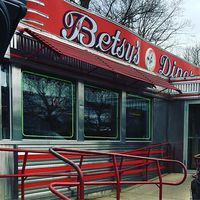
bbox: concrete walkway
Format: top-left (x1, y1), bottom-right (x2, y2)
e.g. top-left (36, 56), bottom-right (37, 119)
top-left (88, 173), bottom-right (193, 200)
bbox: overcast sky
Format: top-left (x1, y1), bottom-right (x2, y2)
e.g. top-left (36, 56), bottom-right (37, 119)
top-left (181, 0), bottom-right (200, 46)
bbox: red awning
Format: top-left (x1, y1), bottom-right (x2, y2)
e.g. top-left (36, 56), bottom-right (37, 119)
top-left (22, 28), bottom-right (179, 92)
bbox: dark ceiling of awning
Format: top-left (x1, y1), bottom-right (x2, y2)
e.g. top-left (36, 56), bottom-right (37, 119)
top-left (22, 28), bottom-right (180, 93)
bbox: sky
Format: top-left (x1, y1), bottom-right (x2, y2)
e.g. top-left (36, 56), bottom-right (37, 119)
top-left (180, 0), bottom-right (200, 47)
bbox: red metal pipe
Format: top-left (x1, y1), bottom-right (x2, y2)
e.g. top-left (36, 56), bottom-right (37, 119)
top-left (156, 160), bottom-right (163, 200)
top-left (145, 148), bottom-right (151, 181)
top-left (49, 182), bottom-right (75, 200)
top-left (0, 143), bottom-right (187, 200)
top-left (48, 147), bottom-right (187, 200)
top-left (49, 147), bottom-right (85, 200)
top-left (122, 142), bottom-right (171, 155)
top-left (21, 152), bottom-right (28, 200)
top-left (112, 155), bottom-right (121, 200)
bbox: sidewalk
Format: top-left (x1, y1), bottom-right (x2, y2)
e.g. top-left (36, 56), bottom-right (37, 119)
top-left (88, 173), bottom-right (193, 200)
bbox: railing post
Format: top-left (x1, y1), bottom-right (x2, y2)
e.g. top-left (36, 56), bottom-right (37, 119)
top-left (21, 152), bottom-right (28, 200)
top-left (145, 148), bottom-right (151, 181)
top-left (49, 148), bottom-right (85, 200)
top-left (156, 160), bottom-right (163, 200)
top-left (112, 155), bottom-right (121, 200)
top-left (119, 157), bottom-right (124, 182)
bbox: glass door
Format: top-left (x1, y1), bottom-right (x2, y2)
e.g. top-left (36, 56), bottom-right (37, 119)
top-left (187, 104), bottom-right (200, 169)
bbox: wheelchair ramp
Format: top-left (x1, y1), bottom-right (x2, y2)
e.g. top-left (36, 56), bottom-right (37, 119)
top-left (0, 144), bottom-right (187, 200)
top-left (89, 173), bottom-right (193, 200)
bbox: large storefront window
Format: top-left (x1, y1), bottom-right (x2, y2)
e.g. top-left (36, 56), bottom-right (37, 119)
top-left (84, 86), bottom-right (119, 139)
top-left (126, 94), bottom-right (151, 140)
top-left (22, 72), bottom-right (74, 139)
top-left (1, 65), bottom-right (10, 139)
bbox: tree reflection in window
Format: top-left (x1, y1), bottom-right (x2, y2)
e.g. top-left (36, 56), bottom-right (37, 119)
top-left (23, 72), bottom-right (74, 139)
top-left (84, 86), bottom-right (119, 139)
top-left (126, 94), bottom-right (151, 140)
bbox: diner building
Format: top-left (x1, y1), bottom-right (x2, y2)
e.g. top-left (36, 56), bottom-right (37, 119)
top-left (0, 0), bottom-right (200, 199)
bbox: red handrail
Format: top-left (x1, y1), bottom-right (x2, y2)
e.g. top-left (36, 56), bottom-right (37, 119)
top-left (49, 147), bottom-right (187, 200)
top-left (0, 143), bottom-right (187, 200)
top-left (122, 142), bottom-right (171, 154)
top-left (0, 147), bottom-right (49, 200)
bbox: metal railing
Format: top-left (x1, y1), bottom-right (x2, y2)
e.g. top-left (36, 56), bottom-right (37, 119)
top-left (49, 147), bottom-right (187, 200)
top-left (173, 81), bottom-right (200, 94)
top-left (169, 78), bottom-right (200, 95)
top-left (0, 144), bottom-right (187, 200)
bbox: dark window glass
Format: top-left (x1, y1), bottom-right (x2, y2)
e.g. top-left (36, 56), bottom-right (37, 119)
top-left (126, 94), bottom-right (151, 140)
top-left (1, 65), bottom-right (10, 139)
top-left (188, 104), bottom-right (200, 169)
top-left (22, 72), bottom-right (74, 139)
top-left (84, 86), bottom-right (119, 139)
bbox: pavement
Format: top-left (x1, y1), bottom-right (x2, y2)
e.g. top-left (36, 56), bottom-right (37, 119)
top-left (87, 173), bottom-right (193, 200)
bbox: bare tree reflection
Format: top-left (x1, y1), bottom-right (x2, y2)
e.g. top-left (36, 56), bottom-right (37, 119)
top-left (84, 86), bottom-right (118, 139)
top-left (23, 73), bottom-right (73, 138)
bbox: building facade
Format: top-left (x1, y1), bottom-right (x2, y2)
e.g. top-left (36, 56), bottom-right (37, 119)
top-left (0, 0), bottom-right (200, 199)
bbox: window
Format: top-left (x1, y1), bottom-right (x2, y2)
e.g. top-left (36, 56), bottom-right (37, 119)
top-left (84, 85), bottom-right (119, 139)
top-left (1, 64), bottom-right (10, 139)
top-left (126, 94), bottom-right (151, 140)
top-left (22, 72), bottom-right (74, 139)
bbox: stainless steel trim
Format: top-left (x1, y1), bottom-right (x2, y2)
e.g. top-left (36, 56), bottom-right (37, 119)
top-left (0, 144), bottom-right (18, 199)
top-left (120, 91), bottom-right (126, 143)
top-left (183, 101), bottom-right (188, 167)
top-left (76, 82), bottom-right (84, 141)
top-left (9, 65), bottom-right (12, 139)
top-left (27, 9), bottom-right (49, 19)
top-left (183, 100), bottom-right (200, 168)
top-left (0, 65), bottom-right (2, 139)
top-left (12, 66), bottom-right (22, 140)
top-left (27, 0), bottom-right (45, 6)
top-left (22, 18), bottom-right (44, 26)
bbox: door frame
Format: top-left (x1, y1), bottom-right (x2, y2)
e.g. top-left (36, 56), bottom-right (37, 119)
top-left (183, 100), bottom-right (200, 170)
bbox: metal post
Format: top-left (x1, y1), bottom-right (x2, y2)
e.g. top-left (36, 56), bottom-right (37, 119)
top-left (113, 155), bottom-right (121, 200)
top-left (156, 160), bottom-right (163, 200)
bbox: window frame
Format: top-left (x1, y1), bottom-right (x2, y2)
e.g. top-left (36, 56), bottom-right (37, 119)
top-left (22, 71), bottom-right (75, 139)
top-left (126, 94), bottom-right (152, 141)
top-left (84, 84), bottom-right (119, 140)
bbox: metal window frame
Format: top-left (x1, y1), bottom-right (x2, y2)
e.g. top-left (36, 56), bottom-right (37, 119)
top-left (183, 100), bottom-right (200, 170)
top-left (76, 81), bottom-right (84, 141)
top-left (83, 84), bottom-right (120, 140)
top-left (0, 64), bottom-right (2, 139)
top-left (125, 93), bottom-right (152, 141)
top-left (21, 71), bottom-right (75, 139)
top-left (12, 65), bottom-right (22, 140)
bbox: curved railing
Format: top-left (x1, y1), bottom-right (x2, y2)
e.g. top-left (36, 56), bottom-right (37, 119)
top-left (0, 143), bottom-right (187, 200)
top-left (49, 147), bottom-right (187, 200)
